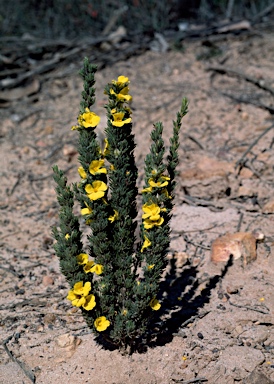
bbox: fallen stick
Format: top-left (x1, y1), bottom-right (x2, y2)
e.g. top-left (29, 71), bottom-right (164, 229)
top-left (2, 335), bottom-right (36, 383)
top-left (207, 66), bottom-right (274, 97)
top-left (221, 92), bottom-right (274, 115)
top-left (235, 123), bottom-right (274, 169)
top-left (229, 300), bottom-right (269, 315)
top-left (172, 377), bottom-right (208, 383)
top-left (0, 47), bottom-right (82, 89)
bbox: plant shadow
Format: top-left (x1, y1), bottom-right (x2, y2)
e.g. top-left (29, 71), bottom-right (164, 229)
top-left (147, 254), bottom-right (233, 349)
top-left (94, 254), bottom-right (233, 354)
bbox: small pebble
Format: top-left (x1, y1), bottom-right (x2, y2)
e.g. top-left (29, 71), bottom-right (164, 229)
top-left (42, 275), bottom-right (54, 286)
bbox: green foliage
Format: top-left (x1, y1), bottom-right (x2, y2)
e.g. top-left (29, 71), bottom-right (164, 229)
top-left (1, 0), bottom-right (272, 39)
top-left (52, 58), bottom-right (188, 353)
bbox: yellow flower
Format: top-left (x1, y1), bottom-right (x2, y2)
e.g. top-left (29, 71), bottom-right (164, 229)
top-left (149, 298), bottom-right (161, 311)
top-left (67, 281), bottom-right (91, 307)
top-left (67, 291), bottom-right (86, 307)
top-left (81, 202), bottom-right (93, 216)
top-left (82, 294), bottom-right (96, 311)
top-left (78, 108), bottom-right (100, 128)
top-left (119, 87), bottom-right (132, 102)
top-left (122, 309), bottom-right (128, 315)
top-left (89, 159), bottom-right (107, 175)
top-left (111, 111), bottom-right (132, 127)
top-left (65, 233), bottom-right (70, 240)
top-left (141, 235), bottom-right (151, 252)
top-left (94, 316), bottom-right (110, 332)
top-left (142, 202), bottom-right (164, 229)
top-left (112, 75), bottom-right (129, 86)
top-left (85, 181), bottom-right (108, 200)
top-left (84, 262), bottom-right (103, 275)
top-left (142, 202), bottom-right (161, 219)
top-left (91, 264), bottom-right (104, 275)
top-left (143, 217), bottom-right (164, 229)
top-left (149, 175), bottom-right (170, 188)
top-left (108, 210), bottom-right (118, 223)
top-left (110, 88), bottom-right (132, 102)
top-left (83, 261), bottom-right (95, 273)
top-left (71, 125), bottom-right (80, 131)
top-left (142, 202), bottom-right (165, 228)
top-left (77, 253), bottom-right (89, 265)
top-left (142, 176), bottom-right (170, 193)
top-left (148, 264), bottom-right (155, 270)
top-left (78, 166), bottom-right (87, 179)
top-left (73, 281), bottom-right (91, 296)
top-left (141, 186), bottom-right (153, 193)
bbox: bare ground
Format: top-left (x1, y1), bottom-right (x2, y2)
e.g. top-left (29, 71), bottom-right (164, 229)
top-left (1, 28), bottom-right (274, 384)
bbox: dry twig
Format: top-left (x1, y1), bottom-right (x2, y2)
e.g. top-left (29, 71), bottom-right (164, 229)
top-left (229, 300), bottom-right (269, 315)
top-left (222, 92), bottom-right (274, 115)
top-left (235, 123), bottom-right (274, 169)
top-left (207, 65), bottom-right (274, 96)
top-left (172, 377), bottom-right (208, 383)
top-left (2, 334), bottom-right (36, 383)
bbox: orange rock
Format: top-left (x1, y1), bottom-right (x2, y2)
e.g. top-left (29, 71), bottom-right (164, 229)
top-left (211, 232), bottom-right (264, 265)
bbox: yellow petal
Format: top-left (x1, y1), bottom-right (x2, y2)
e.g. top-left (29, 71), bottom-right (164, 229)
top-left (90, 264), bottom-right (104, 275)
top-left (67, 290), bottom-right (77, 301)
top-left (77, 253), bottom-right (89, 265)
top-left (117, 75), bottom-right (129, 84)
top-left (72, 296), bottom-right (86, 307)
top-left (78, 166), bottom-right (87, 179)
top-left (83, 261), bottom-right (95, 273)
top-left (81, 206), bottom-right (92, 216)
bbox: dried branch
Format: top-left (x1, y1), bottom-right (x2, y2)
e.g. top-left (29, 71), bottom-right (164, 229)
top-left (221, 92), bottom-right (274, 115)
top-left (2, 335), bottom-right (36, 383)
top-left (207, 66), bottom-right (274, 97)
top-left (235, 123), bottom-right (274, 169)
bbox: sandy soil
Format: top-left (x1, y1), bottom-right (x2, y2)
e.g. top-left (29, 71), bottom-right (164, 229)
top-left (1, 27), bottom-right (274, 384)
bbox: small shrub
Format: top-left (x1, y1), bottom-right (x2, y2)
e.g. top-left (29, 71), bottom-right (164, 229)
top-left (52, 57), bottom-right (188, 353)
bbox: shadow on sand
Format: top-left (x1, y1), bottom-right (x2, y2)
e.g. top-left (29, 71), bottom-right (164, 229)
top-left (147, 255), bottom-right (233, 349)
